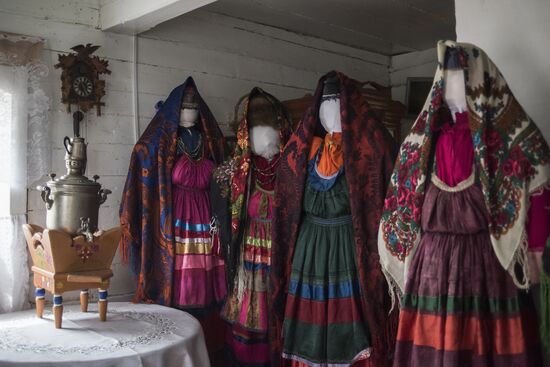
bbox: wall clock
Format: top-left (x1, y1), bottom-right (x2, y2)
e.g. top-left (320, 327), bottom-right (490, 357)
top-left (55, 44), bottom-right (111, 115)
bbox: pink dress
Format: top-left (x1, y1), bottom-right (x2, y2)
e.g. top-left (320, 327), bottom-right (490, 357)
top-left (436, 111), bottom-right (550, 252)
top-left (172, 153), bottom-right (226, 308)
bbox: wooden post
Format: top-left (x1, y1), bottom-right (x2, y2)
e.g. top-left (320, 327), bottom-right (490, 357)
top-left (53, 294), bottom-right (63, 328)
top-left (35, 288), bottom-right (45, 318)
top-left (98, 289), bottom-right (108, 321)
top-left (80, 289), bottom-right (89, 312)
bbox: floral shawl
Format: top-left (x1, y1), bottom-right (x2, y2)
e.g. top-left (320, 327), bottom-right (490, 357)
top-left (270, 71), bottom-right (398, 367)
top-left (119, 77), bottom-right (225, 306)
top-left (378, 41), bottom-right (550, 300)
top-left (227, 87), bottom-right (292, 290)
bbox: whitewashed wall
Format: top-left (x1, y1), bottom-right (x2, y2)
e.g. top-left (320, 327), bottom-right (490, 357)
top-left (0, 0), bottom-right (137, 303)
top-left (455, 0), bottom-right (550, 141)
top-left (137, 9), bottom-right (390, 135)
top-left (390, 47), bottom-right (437, 135)
top-left (0, 1), bottom-right (390, 304)
top-left (456, 3), bottom-right (550, 365)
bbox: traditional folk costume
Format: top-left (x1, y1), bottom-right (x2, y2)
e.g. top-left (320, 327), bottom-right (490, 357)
top-left (120, 77), bottom-right (227, 361)
top-left (378, 41), bottom-right (550, 367)
top-left (221, 88), bottom-right (292, 367)
top-left (270, 72), bottom-right (398, 367)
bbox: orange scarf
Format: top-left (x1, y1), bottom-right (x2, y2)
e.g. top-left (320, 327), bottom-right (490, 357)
top-left (308, 133), bottom-right (343, 177)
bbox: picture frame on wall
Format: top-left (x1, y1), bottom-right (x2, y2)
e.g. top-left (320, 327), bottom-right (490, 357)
top-left (405, 77), bottom-right (433, 117)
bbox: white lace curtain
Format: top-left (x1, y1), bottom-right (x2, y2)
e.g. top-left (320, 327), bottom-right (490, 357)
top-left (0, 32), bottom-right (49, 314)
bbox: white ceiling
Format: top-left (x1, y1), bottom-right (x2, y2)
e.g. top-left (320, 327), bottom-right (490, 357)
top-left (203, 0), bottom-right (455, 56)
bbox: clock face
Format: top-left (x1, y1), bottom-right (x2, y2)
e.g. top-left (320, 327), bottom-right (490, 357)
top-left (72, 76), bottom-right (93, 97)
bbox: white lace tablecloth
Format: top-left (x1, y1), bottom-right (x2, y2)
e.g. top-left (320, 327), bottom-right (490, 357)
top-left (0, 302), bottom-right (210, 367)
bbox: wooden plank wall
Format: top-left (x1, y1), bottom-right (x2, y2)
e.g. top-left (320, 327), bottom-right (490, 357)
top-left (138, 10), bottom-right (390, 135)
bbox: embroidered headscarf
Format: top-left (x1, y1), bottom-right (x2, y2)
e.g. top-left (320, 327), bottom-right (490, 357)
top-left (378, 41), bottom-right (550, 300)
top-left (270, 71), bottom-right (398, 367)
top-left (119, 76), bottom-right (225, 305)
top-left (224, 87), bottom-right (292, 291)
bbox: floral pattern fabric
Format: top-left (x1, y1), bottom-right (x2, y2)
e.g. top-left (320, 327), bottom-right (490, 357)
top-left (378, 41), bottom-right (550, 298)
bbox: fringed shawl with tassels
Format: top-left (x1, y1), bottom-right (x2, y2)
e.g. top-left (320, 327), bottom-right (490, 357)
top-left (270, 71), bottom-right (398, 367)
top-left (378, 41), bottom-right (550, 302)
top-left (119, 77), bottom-right (225, 306)
top-left (225, 87), bottom-right (292, 292)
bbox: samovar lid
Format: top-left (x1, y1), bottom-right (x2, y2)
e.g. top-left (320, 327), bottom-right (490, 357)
top-left (47, 173), bottom-right (102, 188)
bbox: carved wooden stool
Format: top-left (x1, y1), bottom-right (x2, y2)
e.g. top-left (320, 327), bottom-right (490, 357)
top-left (22, 224), bottom-right (120, 328)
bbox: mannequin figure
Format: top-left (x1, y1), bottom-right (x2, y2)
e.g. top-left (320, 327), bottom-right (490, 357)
top-left (273, 72), bottom-right (397, 367)
top-left (222, 88), bottom-right (291, 367)
top-left (171, 87), bottom-right (226, 364)
top-left (120, 77), bottom-right (227, 366)
top-left (379, 42), bottom-right (550, 367)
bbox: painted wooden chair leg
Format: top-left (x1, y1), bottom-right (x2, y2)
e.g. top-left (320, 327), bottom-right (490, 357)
top-left (53, 294), bottom-right (63, 329)
top-left (80, 289), bottom-right (89, 312)
top-left (98, 289), bottom-right (108, 321)
top-left (35, 288), bottom-right (45, 318)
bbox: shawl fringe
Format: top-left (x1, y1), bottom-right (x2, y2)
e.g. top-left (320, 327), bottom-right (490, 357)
top-left (508, 230), bottom-right (530, 289)
top-left (381, 265), bottom-right (403, 313)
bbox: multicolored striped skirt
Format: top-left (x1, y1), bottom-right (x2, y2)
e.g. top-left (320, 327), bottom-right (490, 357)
top-left (223, 186), bottom-right (274, 366)
top-left (393, 179), bottom-right (542, 367)
top-left (171, 157), bottom-right (227, 365)
top-left (283, 175), bottom-right (371, 366)
top-left (172, 154), bottom-right (226, 309)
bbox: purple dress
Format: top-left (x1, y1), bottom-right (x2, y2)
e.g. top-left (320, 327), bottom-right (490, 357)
top-left (393, 112), bottom-right (542, 367)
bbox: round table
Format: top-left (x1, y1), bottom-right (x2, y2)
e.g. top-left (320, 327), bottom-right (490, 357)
top-left (0, 302), bottom-right (210, 367)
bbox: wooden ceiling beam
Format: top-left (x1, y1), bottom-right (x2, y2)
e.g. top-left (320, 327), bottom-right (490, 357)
top-left (100, 0), bottom-right (217, 34)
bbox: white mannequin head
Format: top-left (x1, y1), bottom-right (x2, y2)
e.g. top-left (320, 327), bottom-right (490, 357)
top-left (180, 108), bottom-right (198, 128)
top-left (250, 125), bottom-right (280, 160)
top-left (444, 69), bottom-right (467, 121)
top-left (319, 98), bottom-right (342, 134)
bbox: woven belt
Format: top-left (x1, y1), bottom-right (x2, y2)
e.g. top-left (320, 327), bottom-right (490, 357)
top-left (305, 214), bottom-right (352, 226)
